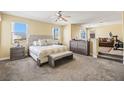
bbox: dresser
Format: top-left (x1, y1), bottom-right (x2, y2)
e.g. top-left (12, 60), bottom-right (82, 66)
top-left (70, 40), bottom-right (90, 55)
top-left (10, 47), bottom-right (25, 61)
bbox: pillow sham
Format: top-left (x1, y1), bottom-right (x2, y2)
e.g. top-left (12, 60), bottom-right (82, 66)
top-left (52, 40), bottom-right (59, 45)
top-left (46, 39), bottom-right (59, 45)
top-left (46, 39), bottom-right (54, 45)
top-left (38, 39), bottom-right (47, 46)
top-left (33, 41), bottom-right (38, 46)
top-left (32, 39), bottom-right (59, 46)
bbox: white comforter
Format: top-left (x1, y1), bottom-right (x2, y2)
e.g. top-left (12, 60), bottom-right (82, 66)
top-left (29, 45), bottom-right (67, 58)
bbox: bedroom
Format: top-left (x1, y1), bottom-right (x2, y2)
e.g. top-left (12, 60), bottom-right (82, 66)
top-left (0, 11), bottom-right (124, 80)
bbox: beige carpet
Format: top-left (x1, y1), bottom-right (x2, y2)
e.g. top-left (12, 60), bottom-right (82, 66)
top-left (109, 48), bottom-right (123, 56)
top-left (99, 47), bottom-right (112, 53)
top-left (99, 47), bottom-right (123, 56)
top-left (0, 54), bottom-right (124, 81)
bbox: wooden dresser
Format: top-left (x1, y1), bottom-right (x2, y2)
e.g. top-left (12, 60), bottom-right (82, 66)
top-left (70, 40), bottom-right (90, 55)
top-left (10, 47), bottom-right (25, 61)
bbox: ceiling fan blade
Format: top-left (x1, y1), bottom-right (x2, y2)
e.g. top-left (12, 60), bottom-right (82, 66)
top-left (63, 15), bottom-right (71, 18)
top-left (50, 11), bottom-right (70, 22)
top-left (60, 16), bottom-right (67, 21)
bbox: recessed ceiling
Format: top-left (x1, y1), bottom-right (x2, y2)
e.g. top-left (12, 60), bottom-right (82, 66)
top-left (2, 11), bottom-right (122, 25)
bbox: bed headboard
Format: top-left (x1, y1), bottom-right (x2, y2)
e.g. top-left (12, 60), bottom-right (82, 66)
top-left (28, 35), bottom-right (53, 46)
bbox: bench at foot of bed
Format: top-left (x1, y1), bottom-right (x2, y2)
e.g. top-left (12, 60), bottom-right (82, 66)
top-left (48, 51), bottom-right (73, 67)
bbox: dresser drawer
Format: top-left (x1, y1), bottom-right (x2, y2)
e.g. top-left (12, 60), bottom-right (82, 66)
top-left (70, 40), bottom-right (89, 56)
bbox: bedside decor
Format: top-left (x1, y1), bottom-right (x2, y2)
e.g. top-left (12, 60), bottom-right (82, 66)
top-left (14, 40), bottom-right (21, 47)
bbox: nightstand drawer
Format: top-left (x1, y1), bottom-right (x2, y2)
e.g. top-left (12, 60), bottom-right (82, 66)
top-left (10, 48), bottom-right (25, 53)
top-left (11, 51), bottom-right (25, 55)
top-left (11, 53), bottom-right (25, 56)
top-left (10, 56), bottom-right (25, 61)
top-left (10, 47), bottom-right (25, 61)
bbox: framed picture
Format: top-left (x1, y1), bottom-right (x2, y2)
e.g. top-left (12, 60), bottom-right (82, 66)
top-left (90, 32), bottom-right (95, 38)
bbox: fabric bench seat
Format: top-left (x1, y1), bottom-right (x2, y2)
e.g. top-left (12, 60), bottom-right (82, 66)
top-left (48, 51), bottom-right (73, 67)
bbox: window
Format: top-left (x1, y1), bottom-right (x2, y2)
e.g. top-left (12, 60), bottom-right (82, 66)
top-left (12, 22), bottom-right (28, 43)
top-left (52, 27), bottom-right (60, 40)
top-left (81, 31), bottom-right (86, 39)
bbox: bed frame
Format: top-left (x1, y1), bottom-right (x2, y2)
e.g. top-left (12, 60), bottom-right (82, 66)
top-left (28, 35), bottom-right (53, 66)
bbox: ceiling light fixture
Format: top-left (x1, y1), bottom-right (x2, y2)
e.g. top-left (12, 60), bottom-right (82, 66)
top-left (50, 11), bottom-right (70, 22)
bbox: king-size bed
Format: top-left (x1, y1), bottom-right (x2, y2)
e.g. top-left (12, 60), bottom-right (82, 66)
top-left (28, 35), bottom-right (69, 66)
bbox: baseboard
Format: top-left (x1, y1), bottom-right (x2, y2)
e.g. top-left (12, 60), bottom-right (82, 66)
top-left (0, 57), bottom-right (10, 61)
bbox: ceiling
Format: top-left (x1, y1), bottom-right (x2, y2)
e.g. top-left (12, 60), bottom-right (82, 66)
top-left (2, 11), bottom-right (122, 25)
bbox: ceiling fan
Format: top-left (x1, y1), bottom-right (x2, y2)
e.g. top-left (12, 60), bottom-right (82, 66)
top-left (51, 11), bottom-right (70, 22)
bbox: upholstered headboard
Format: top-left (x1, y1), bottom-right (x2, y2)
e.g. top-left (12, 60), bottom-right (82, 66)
top-left (28, 35), bottom-right (53, 46)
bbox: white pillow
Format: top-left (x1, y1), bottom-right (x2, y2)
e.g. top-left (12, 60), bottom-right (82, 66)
top-left (38, 39), bottom-right (47, 46)
top-left (33, 41), bottom-right (38, 46)
top-left (52, 40), bottom-right (59, 45)
top-left (46, 39), bottom-right (54, 45)
top-left (37, 40), bottom-right (42, 46)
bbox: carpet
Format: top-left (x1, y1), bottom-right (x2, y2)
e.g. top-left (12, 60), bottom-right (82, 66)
top-left (109, 48), bottom-right (123, 56)
top-left (99, 47), bottom-right (112, 53)
top-left (0, 54), bottom-right (124, 81)
top-left (99, 47), bottom-right (123, 56)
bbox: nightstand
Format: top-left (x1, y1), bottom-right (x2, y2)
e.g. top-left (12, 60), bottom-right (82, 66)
top-left (10, 47), bottom-right (25, 61)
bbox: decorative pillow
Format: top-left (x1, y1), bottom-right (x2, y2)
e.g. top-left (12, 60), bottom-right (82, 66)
top-left (38, 39), bottom-right (47, 46)
top-left (102, 38), bottom-right (107, 42)
top-left (46, 39), bottom-right (54, 45)
top-left (37, 40), bottom-right (42, 46)
top-left (52, 40), bottom-right (59, 45)
top-left (33, 41), bottom-right (38, 46)
top-left (107, 38), bottom-right (111, 42)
